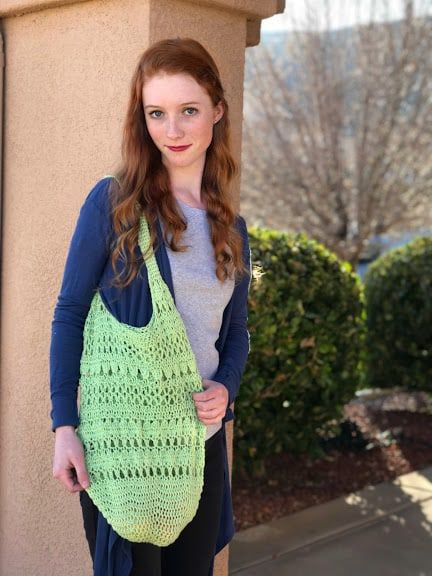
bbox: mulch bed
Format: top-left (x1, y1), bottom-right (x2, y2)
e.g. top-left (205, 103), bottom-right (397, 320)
top-left (232, 391), bottom-right (432, 532)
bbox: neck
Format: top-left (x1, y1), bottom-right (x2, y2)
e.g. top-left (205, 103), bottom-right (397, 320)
top-left (164, 155), bottom-right (206, 208)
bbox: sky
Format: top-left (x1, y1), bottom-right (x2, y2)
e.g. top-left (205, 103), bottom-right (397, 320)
top-left (261, 0), bottom-right (432, 32)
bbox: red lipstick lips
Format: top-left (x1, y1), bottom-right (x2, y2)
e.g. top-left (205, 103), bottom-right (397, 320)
top-left (167, 145), bottom-right (191, 152)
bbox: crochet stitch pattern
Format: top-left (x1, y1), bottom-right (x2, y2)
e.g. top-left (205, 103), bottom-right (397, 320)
top-left (76, 199), bottom-right (207, 545)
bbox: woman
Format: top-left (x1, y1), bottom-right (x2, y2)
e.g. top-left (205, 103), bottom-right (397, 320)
top-left (50, 37), bottom-right (251, 576)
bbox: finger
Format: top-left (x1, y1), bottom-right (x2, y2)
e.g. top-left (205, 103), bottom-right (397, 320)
top-left (200, 387), bottom-right (218, 399)
top-left (193, 391), bottom-right (209, 401)
top-left (199, 415), bottom-right (221, 424)
top-left (199, 399), bottom-right (224, 410)
top-left (73, 458), bottom-right (90, 490)
top-left (197, 403), bottom-right (218, 413)
top-left (198, 408), bottom-right (220, 420)
top-left (201, 391), bottom-right (218, 402)
top-left (57, 469), bottom-right (81, 493)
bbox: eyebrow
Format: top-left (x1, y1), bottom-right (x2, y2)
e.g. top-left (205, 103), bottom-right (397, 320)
top-left (144, 101), bottom-right (201, 109)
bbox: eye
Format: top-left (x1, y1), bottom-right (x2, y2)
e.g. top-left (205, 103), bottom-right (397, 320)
top-left (148, 110), bottom-right (163, 119)
top-left (184, 107), bottom-right (198, 116)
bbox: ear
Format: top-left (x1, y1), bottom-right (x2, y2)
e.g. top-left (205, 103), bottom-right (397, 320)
top-left (213, 101), bottom-right (224, 124)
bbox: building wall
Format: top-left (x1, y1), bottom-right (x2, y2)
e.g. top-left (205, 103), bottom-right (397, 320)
top-left (0, 1), bottom-right (283, 574)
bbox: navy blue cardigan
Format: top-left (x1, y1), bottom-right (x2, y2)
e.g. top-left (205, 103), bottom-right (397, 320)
top-left (49, 176), bottom-right (251, 576)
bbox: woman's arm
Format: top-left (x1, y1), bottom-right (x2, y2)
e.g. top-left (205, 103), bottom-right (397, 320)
top-left (212, 215), bottom-right (252, 409)
top-left (49, 177), bottom-right (114, 431)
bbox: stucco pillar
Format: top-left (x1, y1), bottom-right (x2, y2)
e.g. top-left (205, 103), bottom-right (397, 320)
top-left (0, 1), bottom-right (284, 574)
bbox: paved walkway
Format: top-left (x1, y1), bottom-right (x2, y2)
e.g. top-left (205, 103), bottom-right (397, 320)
top-left (229, 466), bottom-right (432, 575)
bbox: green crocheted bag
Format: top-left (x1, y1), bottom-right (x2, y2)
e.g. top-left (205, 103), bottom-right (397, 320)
top-left (76, 203), bottom-right (207, 545)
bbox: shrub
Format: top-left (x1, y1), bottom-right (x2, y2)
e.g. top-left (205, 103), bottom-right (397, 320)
top-left (234, 227), bottom-right (365, 479)
top-left (364, 236), bottom-right (432, 391)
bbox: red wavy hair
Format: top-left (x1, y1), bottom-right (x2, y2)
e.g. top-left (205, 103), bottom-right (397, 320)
top-left (106, 37), bottom-right (248, 289)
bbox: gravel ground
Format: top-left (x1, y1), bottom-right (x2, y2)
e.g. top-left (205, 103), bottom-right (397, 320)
top-left (232, 390), bottom-right (432, 532)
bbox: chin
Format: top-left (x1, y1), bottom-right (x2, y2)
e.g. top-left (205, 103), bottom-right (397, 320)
top-left (167, 155), bottom-right (204, 169)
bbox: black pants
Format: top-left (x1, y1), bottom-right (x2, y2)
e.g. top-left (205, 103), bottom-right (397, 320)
top-left (79, 427), bottom-right (225, 576)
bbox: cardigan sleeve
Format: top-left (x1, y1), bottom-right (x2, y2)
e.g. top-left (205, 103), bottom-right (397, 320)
top-left (213, 215), bottom-right (252, 408)
top-left (49, 177), bottom-right (114, 431)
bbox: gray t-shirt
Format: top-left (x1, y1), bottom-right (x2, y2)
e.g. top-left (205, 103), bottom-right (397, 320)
top-left (163, 198), bottom-right (235, 441)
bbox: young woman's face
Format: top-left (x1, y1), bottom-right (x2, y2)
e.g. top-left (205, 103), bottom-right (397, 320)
top-left (142, 72), bottom-right (224, 172)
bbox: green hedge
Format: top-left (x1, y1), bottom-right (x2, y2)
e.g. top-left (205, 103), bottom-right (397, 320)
top-left (364, 236), bottom-right (432, 391)
top-left (233, 227), bottom-right (365, 479)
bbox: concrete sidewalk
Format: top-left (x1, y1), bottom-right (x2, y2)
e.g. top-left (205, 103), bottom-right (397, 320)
top-left (229, 466), bottom-right (432, 575)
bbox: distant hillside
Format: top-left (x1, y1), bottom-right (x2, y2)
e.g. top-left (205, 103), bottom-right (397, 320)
top-left (245, 18), bottom-right (423, 85)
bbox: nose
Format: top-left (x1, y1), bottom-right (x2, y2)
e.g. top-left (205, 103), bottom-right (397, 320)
top-left (166, 116), bottom-right (184, 140)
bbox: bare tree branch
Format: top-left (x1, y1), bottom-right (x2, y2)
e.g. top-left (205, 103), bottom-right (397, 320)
top-left (241, 0), bottom-right (432, 265)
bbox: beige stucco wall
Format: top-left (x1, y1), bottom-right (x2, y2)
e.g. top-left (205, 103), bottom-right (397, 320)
top-left (0, 1), bottom-right (283, 574)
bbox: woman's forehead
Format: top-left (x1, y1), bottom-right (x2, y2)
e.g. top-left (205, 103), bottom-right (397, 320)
top-left (142, 73), bottom-right (210, 105)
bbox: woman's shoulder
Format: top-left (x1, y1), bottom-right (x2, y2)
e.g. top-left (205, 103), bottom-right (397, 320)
top-left (83, 175), bottom-right (116, 215)
top-left (234, 214), bottom-right (251, 272)
top-left (234, 214), bottom-right (249, 242)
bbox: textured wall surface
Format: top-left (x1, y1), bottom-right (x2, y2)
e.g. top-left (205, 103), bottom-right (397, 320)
top-left (0, 0), bottom-right (281, 574)
top-left (0, 3), bottom-right (151, 574)
top-left (0, 0), bottom-right (283, 18)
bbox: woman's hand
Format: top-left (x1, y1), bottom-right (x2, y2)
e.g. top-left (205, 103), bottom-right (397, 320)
top-left (192, 379), bottom-right (229, 425)
top-left (52, 426), bottom-right (90, 493)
